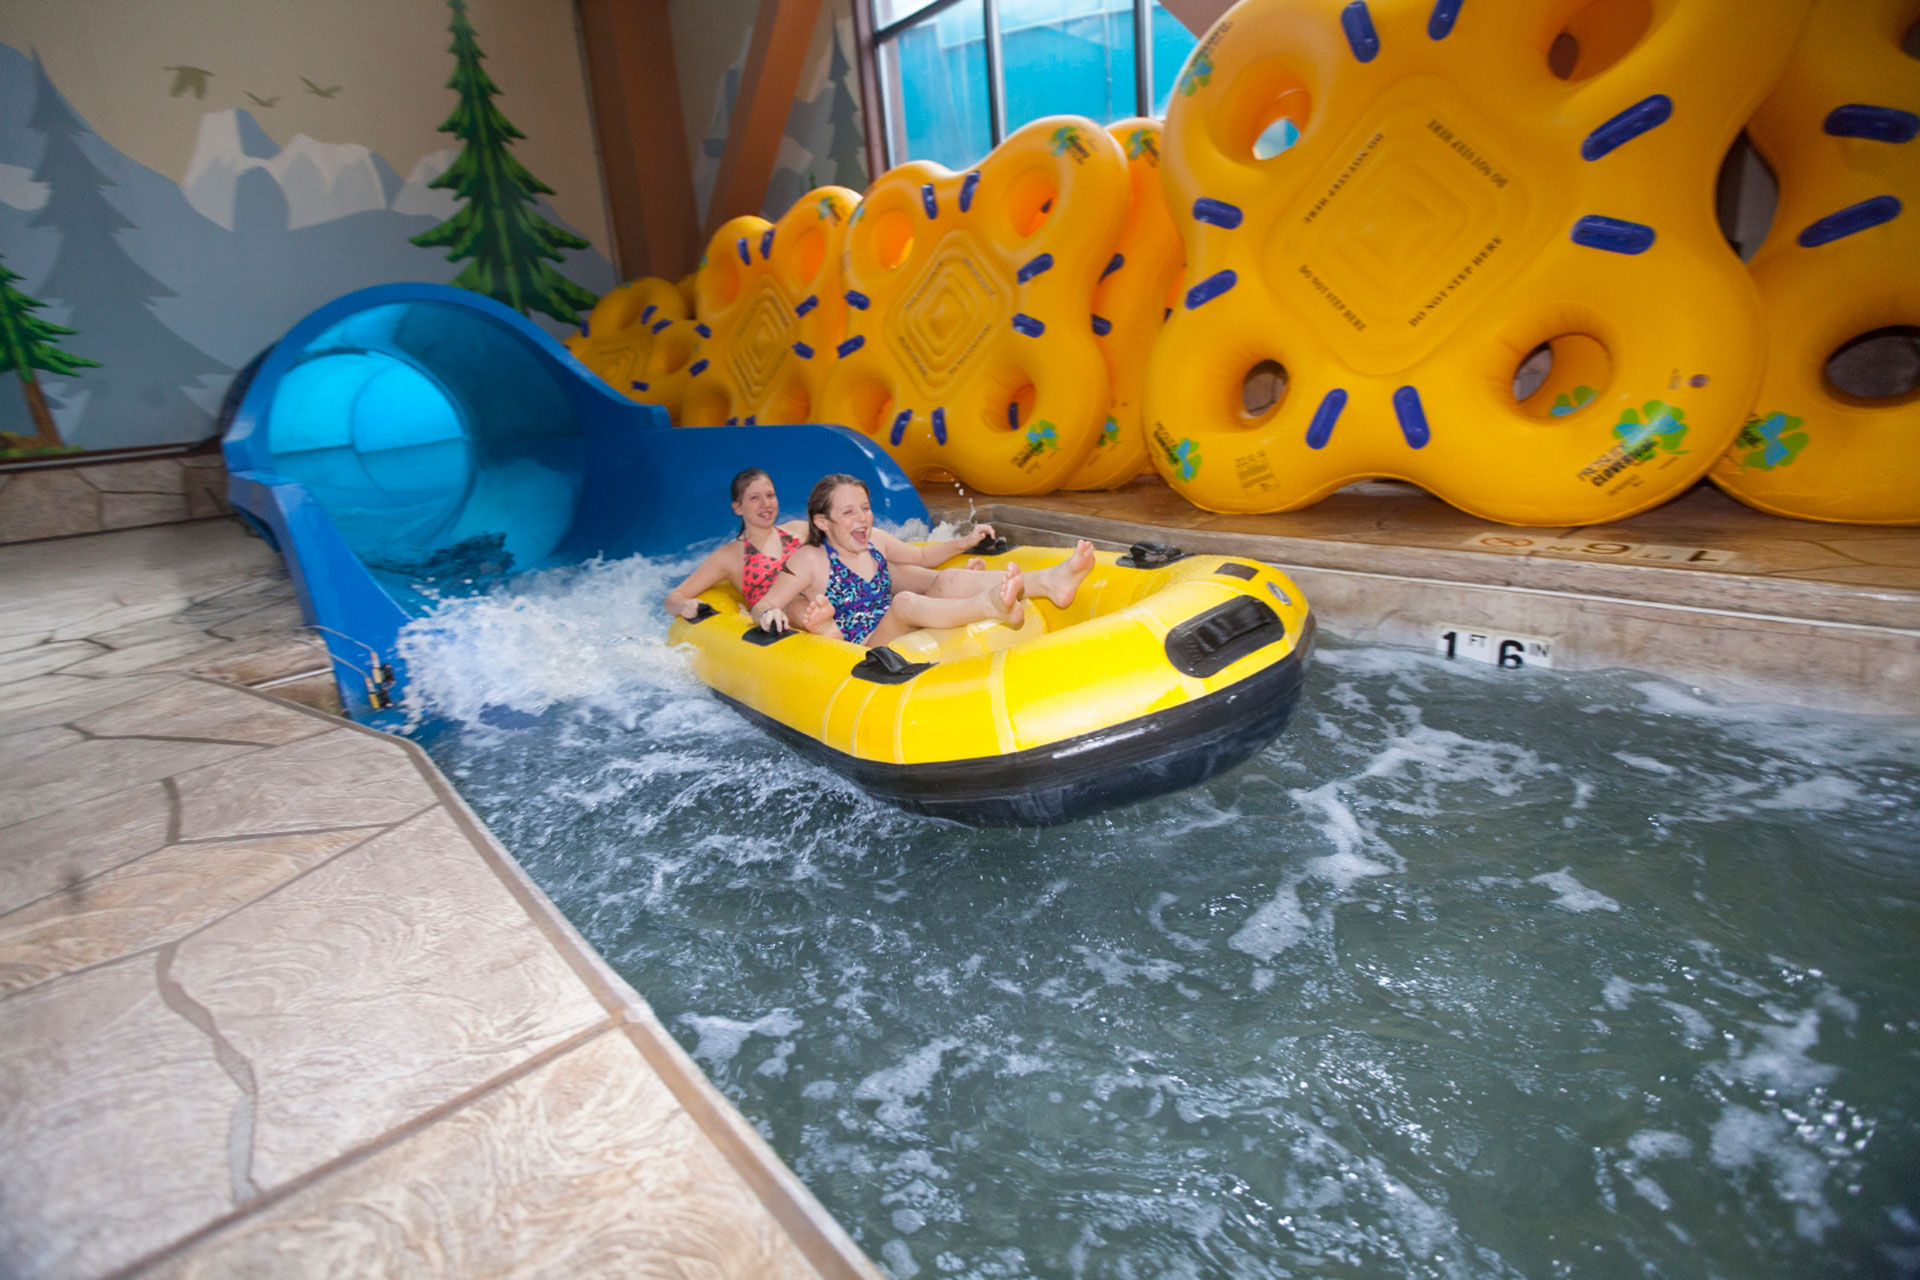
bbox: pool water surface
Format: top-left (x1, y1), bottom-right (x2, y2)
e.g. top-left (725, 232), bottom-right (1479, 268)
top-left (400, 551), bottom-right (1920, 1279)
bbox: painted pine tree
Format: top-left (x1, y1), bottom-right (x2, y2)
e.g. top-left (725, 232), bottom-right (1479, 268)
top-left (0, 253), bottom-right (96, 452)
top-left (411, 0), bottom-right (599, 325)
top-left (25, 52), bottom-right (227, 451)
top-left (824, 19), bottom-right (869, 192)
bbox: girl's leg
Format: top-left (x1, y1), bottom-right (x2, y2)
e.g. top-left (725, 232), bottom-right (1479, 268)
top-left (915, 540), bottom-right (1097, 607)
top-left (862, 565), bottom-right (1025, 647)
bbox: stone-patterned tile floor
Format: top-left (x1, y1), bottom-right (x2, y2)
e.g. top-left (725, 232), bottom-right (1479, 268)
top-left (0, 520), bottom-right (878, 1280)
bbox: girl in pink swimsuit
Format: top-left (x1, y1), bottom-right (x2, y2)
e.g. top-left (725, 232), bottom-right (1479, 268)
top-left (664, 468), bottom-right (813, 620)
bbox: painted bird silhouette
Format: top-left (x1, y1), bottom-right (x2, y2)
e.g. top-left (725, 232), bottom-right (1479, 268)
top-left (245, 92), bottom-right (279, 108)
top-left (300, 76), bottom-right (341, 99)
top-left (162, 66), bottom-right (213, 99)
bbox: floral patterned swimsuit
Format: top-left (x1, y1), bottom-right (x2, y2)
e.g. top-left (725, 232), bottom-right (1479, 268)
top-left (740, 529), bottom-right (801, 608)
top-left (824, 543), bottom-right (891, 645)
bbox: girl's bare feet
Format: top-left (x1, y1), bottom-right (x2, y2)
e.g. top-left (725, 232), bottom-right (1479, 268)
top-left (987, 564), bottom-right (1026, 628)
top-left (1039, 539), bottom-right (1097, 608)
top-left (965, 557), bottom-right (988, 571)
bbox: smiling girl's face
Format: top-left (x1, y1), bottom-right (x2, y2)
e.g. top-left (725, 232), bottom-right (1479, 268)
top-left (733, 475), bottom-right (779, 531)
top-left (814, 483), bottom-right (873, 551)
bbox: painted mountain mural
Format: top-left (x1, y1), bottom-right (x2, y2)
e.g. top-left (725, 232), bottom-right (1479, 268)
top-left (0, 42), bottom-right (614, 454)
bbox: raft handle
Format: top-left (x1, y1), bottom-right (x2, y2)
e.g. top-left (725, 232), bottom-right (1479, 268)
top-left (1119, 541), bottom-right (1188, 568)
top-left (742, 624), bottom-right (797, 646)
top-left (1215, 561), bottom-right (1257, 580)
top-left (689, 602), bottom-right (719, 622)
top-left (851, 647), bottom-right (934, 684)
top-left (1165, 597), bottom-right (1286, 678)
top-left (971, 533), bottom-right (1013, 556)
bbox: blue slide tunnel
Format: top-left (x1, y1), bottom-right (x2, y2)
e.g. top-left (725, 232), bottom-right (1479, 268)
top-left (223, 283), bottom-right (928, 721)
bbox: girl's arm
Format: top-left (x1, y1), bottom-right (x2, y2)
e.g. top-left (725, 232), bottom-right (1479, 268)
top-left (871, 523), bottom-right (996, 569)
top-left (751, 549), bottom-right (823, 632)
top-left (664, 547), bottom-right (734, 619)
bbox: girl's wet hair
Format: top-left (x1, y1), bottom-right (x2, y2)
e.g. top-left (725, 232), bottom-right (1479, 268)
top-left (730, 467), bottom-right (771, 535)
top-left (806, 474), bottom-right (867, 545)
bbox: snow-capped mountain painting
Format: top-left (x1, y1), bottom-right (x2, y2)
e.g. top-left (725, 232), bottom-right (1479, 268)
top-left (0, 42), bottom-right (615, 452)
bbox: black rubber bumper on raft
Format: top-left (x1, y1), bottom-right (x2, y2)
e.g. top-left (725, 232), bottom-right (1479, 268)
top-left (718, 616), bottom-right (1316, 827)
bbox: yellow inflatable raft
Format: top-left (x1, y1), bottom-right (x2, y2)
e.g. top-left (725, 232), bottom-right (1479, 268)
top-left (667, 541), bottom-right (1314, 825)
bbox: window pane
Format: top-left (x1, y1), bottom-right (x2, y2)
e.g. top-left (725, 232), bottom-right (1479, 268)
top-left (1000, 0), bottom-right (1135, 127)
top-left (873, 0), bottom-right (943, 33)
top-left (879, 0), bottom-right (993, 170)
top-left (1149, 0), bottom-right (1200, 116)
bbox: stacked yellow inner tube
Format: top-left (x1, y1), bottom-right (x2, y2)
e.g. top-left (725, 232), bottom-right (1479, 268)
top-left (566, 0), bottom-right (1920, 527)
top-left (564, 277), bottom-right (699, 419)
top-left (1709, 0), bottom-right (1920, 525)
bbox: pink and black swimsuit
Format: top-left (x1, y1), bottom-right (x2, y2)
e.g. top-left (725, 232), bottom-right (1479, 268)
top-left (740, 529), bottom-right (802, 608)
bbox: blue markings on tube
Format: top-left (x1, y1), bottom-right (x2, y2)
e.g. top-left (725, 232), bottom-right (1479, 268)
top-left (631, 380), bottom-right (649, 392)
top-left (1798, 195), bottom-right (1902, 247)
top-left (1306, 389), bottom-right (1347, 449)
top-left (922, 184), bottom-right (939, 218)
top-left (796, 294), bottom-right (818, 316)
top-left (890, 409), bottom-right (912, 446)
top-left (932, 407), bottom-right (948, 444)
top-left (1193, 197), bottom-right (1244, 228)
top-left (1008, 400), bottom-right (1021, 429)
top-left (1581, 95), bottom-right (1673, 161)
top-left (1018, 254), bottom-right (1054, 283)
top-left (960, 171), bottom-right (981, 212)
top-left (1392, 385), bottom-right (1430, 448)
top-left (846, 290), bottom-right (871, 310)
top-left (1427, 0), bottom-right (1463, 39)
top-left (1582, 94), bottom-right (1674, 161)
top-left (1012, 313), bottom-right (1046, 337)
top-left (1571, 215), bottom-right (1656, 254)
top-left (1824, 105), bottom-right (1919, 144)
top-left (695, 323), bottom-right (712, 338)
top-left (760, 228), bottom-right (775, 259)
top-left (1091, 314), bottom-right (1112, 336)
top-left (735, 238), bottom-right (751, 265)
top-left (651, 318), bottom-right (672, 333)
top-left (1342, 2), bottom-right (1380, 62)
top-left (837, 335), bottom-right (865, 357)
top-left (640, 304), bottom-right (655, 323)
top-left (1102, 252), bottom-right (1125, 279)
top-left (579, 319), bottom-right (590, 337)
top-left (689, 359), bottom-right (709, 377)
top-left (1185, 269), bottom-right (1238, 309)
top-left (744, 415), bottom-right (757, 425)
top-left (793, 342), bottom-right (814, 360)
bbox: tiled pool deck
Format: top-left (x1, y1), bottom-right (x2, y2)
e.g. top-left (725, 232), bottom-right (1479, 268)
top-left (4, 483), bottom-right (1915, 1276)
top-left (0, 520), bottom-right (880, 1279)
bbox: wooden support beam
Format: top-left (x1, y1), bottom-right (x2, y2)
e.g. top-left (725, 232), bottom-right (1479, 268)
top-left (704, 0), bottom-right (827, 237)
top-left (1156, 0), bottom-right (1231, 36)
top-left (849, 0), bottom-right (889, 182)
top-left (577, 0), bottom-right (703, 280)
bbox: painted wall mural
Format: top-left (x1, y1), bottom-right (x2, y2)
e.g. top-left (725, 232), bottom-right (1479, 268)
top-left (0, 0), bottom-right (614, 460)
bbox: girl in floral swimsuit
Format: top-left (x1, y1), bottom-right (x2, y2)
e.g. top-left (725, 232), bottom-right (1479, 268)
top-left (664, 468), bottom-right (813, 620)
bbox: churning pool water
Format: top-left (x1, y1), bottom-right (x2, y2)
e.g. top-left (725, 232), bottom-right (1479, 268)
top-left (398, 548), bottom-right (1920, 1279)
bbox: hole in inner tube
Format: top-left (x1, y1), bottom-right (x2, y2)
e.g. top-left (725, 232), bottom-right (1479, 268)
top-left (1548, 0), bottom-right (1651, 81)
top-left (1000, 379), bottom-right (1037, 434)
top-left (843, 375), bottom-right (895, 440)
top-left (1714, 130), bottom-right (1777, 262)
top-left (1511, 333), bottom-right (1613, 421)
top-left (707, 254), bottom-right (742, 308)
top-left (1251, 88), bottom-right (1311, 160)
top-left (768, 383), bottom-right (811, 426)
top-left (1825, 326), bottom-right (1920, 403)
top-left (792, 226), bottom-right (829, 286)
top-left (872, 208), bottom-right (916, 270)
top-left (1241, 359), bottom-right (1288, 420)
top-left (1006, 169), bottom-right (1058, 239)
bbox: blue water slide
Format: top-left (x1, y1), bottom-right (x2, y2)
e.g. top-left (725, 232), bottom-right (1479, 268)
top-left (223, 283), bottom-right (928, 722)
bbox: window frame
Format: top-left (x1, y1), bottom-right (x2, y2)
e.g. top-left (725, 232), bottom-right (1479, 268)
top-left (860, 0), bottom-right (1162, 171)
